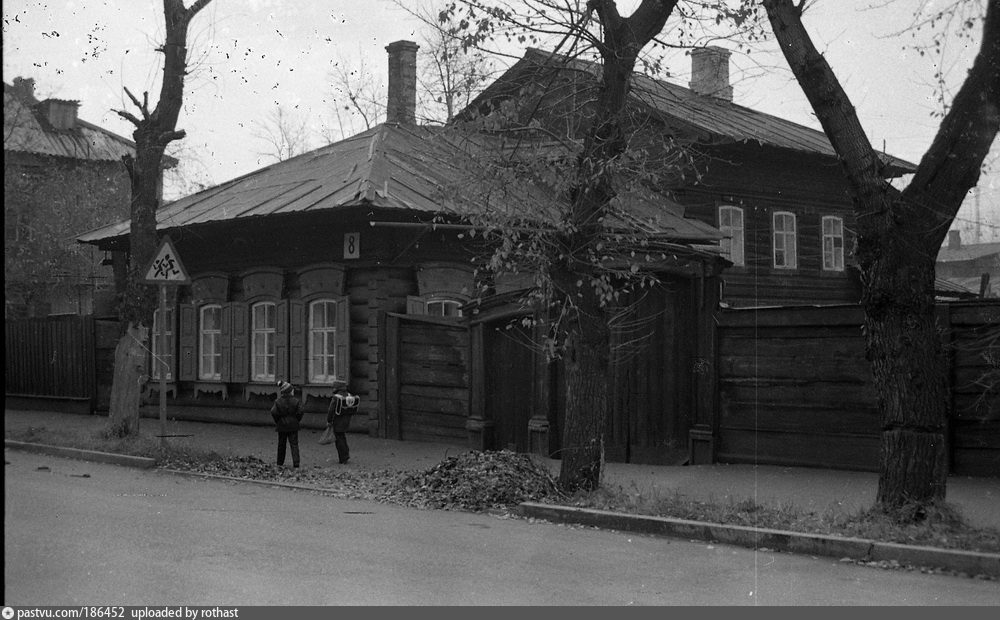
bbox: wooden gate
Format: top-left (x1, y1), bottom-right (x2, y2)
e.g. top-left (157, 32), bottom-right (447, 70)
top-left (481, 319), bottom-right (536, 452)
top-left (607, 284), bottom-right (698, 465)
top-left (379, 312), bottom-right (470, 445)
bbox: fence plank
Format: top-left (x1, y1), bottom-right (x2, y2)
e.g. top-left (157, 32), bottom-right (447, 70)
top-left (713, 302), bottom-right (999, 476)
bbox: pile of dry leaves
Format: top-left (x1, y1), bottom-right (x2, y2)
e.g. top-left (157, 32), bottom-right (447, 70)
top-left (386, 450), bottom-right (564, 511)
top-left (159, 449), bottom-right (563, 513)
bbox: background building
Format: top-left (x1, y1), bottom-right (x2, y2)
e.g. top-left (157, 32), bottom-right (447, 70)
top-left (5, 77), bottom-right (138, 317)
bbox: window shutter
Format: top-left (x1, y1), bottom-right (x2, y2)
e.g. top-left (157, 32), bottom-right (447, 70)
top-left (230, 302), bottom-right (249, 383)
top-left (275, 300), bottom-right (289, 382)
top-left (406, 295), bottom-right (427, 315)
top-left (178, 304), bottom-right (197, 381)
top-left (220, 303), bottom-right (233, 381)
top-left (335, 296), bottom-right (351, 383)
top-left (289, 299), bottom-right (306, 384)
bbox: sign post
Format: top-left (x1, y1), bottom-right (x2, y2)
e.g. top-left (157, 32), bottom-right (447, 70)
top-left (143, 235), bottom-right (190, 446)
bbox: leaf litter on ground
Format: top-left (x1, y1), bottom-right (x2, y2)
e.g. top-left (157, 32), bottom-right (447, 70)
top-left (158, 449), bottom-right (565, 513)
top-left (8, 424), bottom-right (998, 558)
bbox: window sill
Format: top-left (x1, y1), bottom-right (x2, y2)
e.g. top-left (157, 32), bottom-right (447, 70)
top-left (244, 383), bottom-right (278, 400)
top-left (301, 383), bottom-right (346, 404)
top-left (193, 382), bottom-right (228, 400)
top-left (145, 382), bottom-right (177, 400)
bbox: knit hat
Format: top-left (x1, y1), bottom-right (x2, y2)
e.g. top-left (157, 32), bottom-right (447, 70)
top-left (277, 381), bottom-right (293, 395)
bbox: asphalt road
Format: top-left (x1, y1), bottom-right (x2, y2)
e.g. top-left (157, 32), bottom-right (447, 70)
top-left (5, 449), bottom-right (999, 606)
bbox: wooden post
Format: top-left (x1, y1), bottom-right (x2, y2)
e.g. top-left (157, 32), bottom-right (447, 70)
top-left (159, 283), bottom-right (167, 447)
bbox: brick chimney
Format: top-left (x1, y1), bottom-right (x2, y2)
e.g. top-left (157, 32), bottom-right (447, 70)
top-left (689, 46), bottom-right (733, 102)
top-left (385, 40), bottom-right (419, 124)
top-left (38, 98), bottom-right (80, 130)
top-left (948, 230), bottom-right (962, 250)
top-left (11, 77), bottom-right (38, 104)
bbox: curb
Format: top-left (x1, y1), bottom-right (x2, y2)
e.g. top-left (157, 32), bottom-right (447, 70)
top-left (8, 439), bottom-right (997, 579)
top-left (5, 440), bottom-right (157, 469)
top-left (518, 502), bottom-right (1000, 579)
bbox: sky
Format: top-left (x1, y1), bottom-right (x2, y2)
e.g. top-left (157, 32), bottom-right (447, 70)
top-left (3, 0), bottom-right (998, 243)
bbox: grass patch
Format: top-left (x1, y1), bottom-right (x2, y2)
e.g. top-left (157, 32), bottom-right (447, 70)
top-left (564, 483), bottom-right (1000, 553)
top-left (7, 424), bottom-right (221, 464)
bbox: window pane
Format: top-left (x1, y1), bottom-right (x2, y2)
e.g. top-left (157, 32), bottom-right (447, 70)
top-left (308, 300), bottom-right (341, 383)
top-left (773, 213), bottom-right (796, 268)
top-left (199, 306), bottom-right (222, 380)
top-left (251, 303), bottom-right (277, 381)
top-left (719, 207), bottom-right (744, 267)
top-left (822, 217), bottom-right (844, 271)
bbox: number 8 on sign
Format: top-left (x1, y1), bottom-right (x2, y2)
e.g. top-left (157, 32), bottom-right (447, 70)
top-left (344, 232), bottom-right (359, 259)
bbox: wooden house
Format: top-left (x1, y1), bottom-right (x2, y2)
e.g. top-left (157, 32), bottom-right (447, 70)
top-left (76, 42), bottom-right (924, 467)
top-left (460, 47), bottom-right (918, 308)
top-left (76, 41), bottom-right (732, 463)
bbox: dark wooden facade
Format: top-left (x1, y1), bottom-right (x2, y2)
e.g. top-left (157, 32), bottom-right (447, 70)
top-left (711, 302), bottom-right (999, 476)
top-left (462, 49), bottom-right (912, 310)
top-left (678, 145), bottom-right (864, 308)
top-left (8, 299), bottom-right (997, 475)
top-left (119, 207), bottom-right (481, 429)
top-left (375, 270), bottom-right (723, 465)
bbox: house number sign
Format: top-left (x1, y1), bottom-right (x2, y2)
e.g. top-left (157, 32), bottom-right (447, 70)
top-left (344, 232), bottom-right (360, 259)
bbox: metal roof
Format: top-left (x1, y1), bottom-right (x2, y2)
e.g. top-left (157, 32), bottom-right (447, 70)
top-left (936, 241), bottom-right (1000, 263)
top-left (78, 122), bottom-right (721, 245)
top-left (466, 48), bottom-right (917, 175)
top-left (4, 88), bottom-right (137, 163)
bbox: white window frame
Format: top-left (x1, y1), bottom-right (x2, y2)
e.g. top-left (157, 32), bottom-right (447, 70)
top-left (308, 299), bottom-right (340, 384)
top-left (426, 297), bottom-right (464, 317)
top-left (251, 302), bottom-right (277, 382)
top-left (822, 216), bottom-right (845, 271)
top-left (199, 304), bottom-right (223, 380)
top-left (772, 211), bottom-right (798, 269)
top-left (151, 307), bottom-right (174, 381)
top-left (718, 205), bottom-right (745, 267)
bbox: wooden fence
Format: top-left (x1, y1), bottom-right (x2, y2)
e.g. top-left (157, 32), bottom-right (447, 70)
top-left (6, 315), bottom-right (98, 411)
top-left (6, 302), bottom-right (998, 476)
top-left (713, 302), bottom-right (999, 476)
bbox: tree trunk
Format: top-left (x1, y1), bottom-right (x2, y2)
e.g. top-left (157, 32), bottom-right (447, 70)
top-left (107, 323), bottom-right (150, 436)
top-left (106, 143), bottom-right (164, 435)
top-left (557, 279), bottom-right (612, 492)
top-left (552, 0), bottom-right (677, 490)
top-left (106, 0), bottom-right (213, 436)
top-left (861, 220), bottom-right (949, 505)
top-left (763, 0), bottom-right (999, 512)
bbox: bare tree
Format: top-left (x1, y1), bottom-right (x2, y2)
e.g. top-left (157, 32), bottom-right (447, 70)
top-left (327, 53), bottom-right (386, 138)
top-left (106, 0), bottom-right (214, 437)
top-left (387, 0), bottom-right (496, 124)
top-left (252, 105), bottom-right (312, 163)
top-left (442, 0), bottom-right (761, 491)
top-left (762, 0), bottom-right (999, 512)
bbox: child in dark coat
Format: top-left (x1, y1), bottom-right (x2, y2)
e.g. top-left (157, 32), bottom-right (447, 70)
top-left (323, 389), bottom-right (359, 464)
top-left (270, 381), bottom-right (303, 468)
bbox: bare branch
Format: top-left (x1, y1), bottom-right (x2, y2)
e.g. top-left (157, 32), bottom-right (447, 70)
top-left (116, 109), bottom-right (143, 128)
top-left (122, 87), bottom-right (150, 120)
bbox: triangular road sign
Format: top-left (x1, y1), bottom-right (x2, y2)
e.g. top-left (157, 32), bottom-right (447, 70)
top-left (143, 235), bottom-right (191, 284)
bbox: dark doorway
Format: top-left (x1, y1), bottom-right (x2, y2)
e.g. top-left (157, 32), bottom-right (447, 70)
top-left (483, 320), bottom-right (535, 452)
